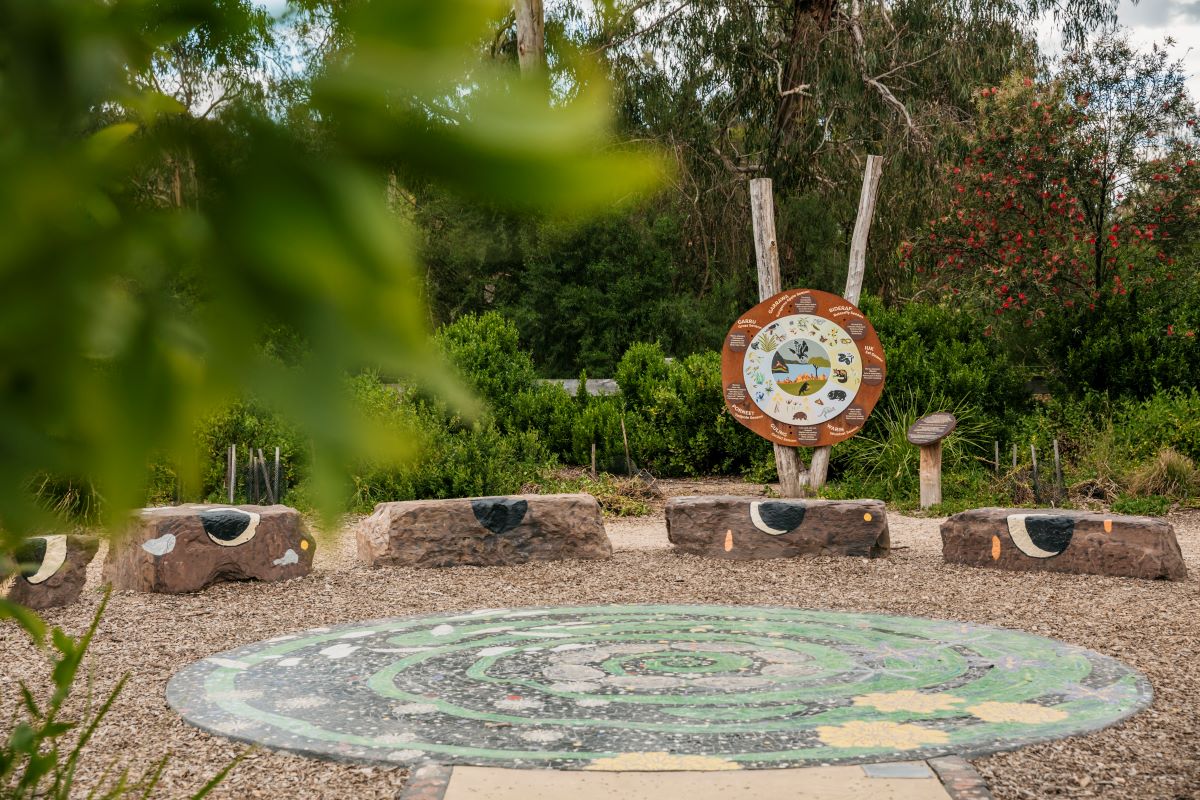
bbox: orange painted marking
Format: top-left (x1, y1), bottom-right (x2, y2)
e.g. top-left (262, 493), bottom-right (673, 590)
top-left (300, 539), bottom-right (310, 551)
top-left (1103, 519), bottom-right (1113, 534)
top-left (724, 530), bottom-right (734, 552)
top-left (991, 535), bottom-right (1001, 561)
top-left (863, 512), bottom-right (873, 522)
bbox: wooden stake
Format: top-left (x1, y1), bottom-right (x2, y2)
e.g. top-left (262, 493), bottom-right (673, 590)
top-left (750, 177), bottom-right (807, 497)
top-left (228, 445), bottom-right (236, 504)
top-left (620, 417), bottom-right (633, 476)
top-left (1053, 438), bottom-right (1063, 494)
top-left (590, 442), bottom-right (597, 477)
top-left (1012, 443), bottom-right (1018, 470)
top-left (257, 448), bottom-right (275, 505)
top-left (809, 155), bottom-right (884, 490)
top-left (994, 440), bottom-right (1000, 475)
top-left (1030, 444), bottom-right (1041, 503)
top-left (919, 441), bottom-right (943, 509)
top-left (274, 447), bottom-right (281, 501)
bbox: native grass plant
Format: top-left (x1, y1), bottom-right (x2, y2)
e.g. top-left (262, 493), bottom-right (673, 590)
top-left (832, 390), bottom-right (994, 501)
top-left (1127, 448), bottom-right (1200, 501)
top-left (0, 590), bottom-right (242, 799)
top-left (523, 468), bottom-right (655, 517)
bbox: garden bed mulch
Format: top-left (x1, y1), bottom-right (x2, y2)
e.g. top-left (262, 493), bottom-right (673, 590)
top-left (1, 483), bottom-right (1197, 799)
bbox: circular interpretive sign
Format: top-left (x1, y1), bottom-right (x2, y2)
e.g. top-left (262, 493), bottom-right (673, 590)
top-left (906, 412), bottom-right (958, 446)
top-left (721, 289), bottom-right (886, 447)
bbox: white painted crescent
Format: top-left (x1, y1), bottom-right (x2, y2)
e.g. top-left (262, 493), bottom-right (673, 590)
top-left (202, 508), bottom-right (261, 547)
top-left (1006, 514), bottom-right (1064, 559)
top-left (750, 502), bottom-right (788, 536)
top-left (24, 535), bottom-right (67, 584)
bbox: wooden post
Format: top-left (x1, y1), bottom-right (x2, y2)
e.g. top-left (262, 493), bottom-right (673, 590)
top-left (1012, 443), bottom-right (1017, 470)
top-left (590, 442), bottom-right (597, 477)
top-left (257, 448), bottom-right (275, 505)
top-left (1053, 438), bottom-right (1063, 494)
top-left (809, 155), bottom-right (884, 490)
top-left (750, 177), bottom-right (807, 497)
top-left (228, 445), bottom-right (236, 504)
top-left (274, 447), bottom-right (281, 501)
top-left (1030, 444), bottom-right (1041, 503)
top-left (994, 440), bottom-right (1000, 475)
top-left (919, 441), bottom-right (943, 509)
top-left (620, 417), bottom-right (633, 476)
top-left (514, 0), bottom-right (544, 74)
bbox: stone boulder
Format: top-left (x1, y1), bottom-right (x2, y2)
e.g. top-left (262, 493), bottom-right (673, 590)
top-left (941, 507), bottom-right (1186, 581)
top-left (7, 534), bottom-right (99, 609)
top-left (104, 504), bottom-right (314, 593)
top-left (666, 496), bottom-right (889, 559)
top-left (357, 493), bottom-right (612, 568)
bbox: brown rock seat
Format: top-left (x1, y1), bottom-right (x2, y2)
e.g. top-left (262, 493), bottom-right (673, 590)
top-left (356, 493), bottom-right (612, 568)
top-left (104, 504), bottom-right (314, 593)
top-left (941, 507), bottom-right (1186, 580)
top-left (7, 534), bottom-right (99, 609)
top-left (666, 496), bottom-right (889, 559)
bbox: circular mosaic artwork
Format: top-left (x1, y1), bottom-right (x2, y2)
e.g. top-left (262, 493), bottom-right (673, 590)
top-left (722, 288), bottom-right (885, 447)
top-left (167, 605), bottom-right (1151, 770)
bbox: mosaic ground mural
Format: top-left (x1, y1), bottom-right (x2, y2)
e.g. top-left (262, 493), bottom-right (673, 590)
top-left (167, 605), bottom-right (1151, 770)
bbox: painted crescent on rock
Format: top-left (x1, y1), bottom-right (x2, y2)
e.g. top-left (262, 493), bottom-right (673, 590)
top-left (16, 535), bottom-right (67, 585)
top-left (471, 498), bottom-right (529, 536)
top-left (750, 501), bottom-right (807, 536)
top-left (200, 508), bottom-right (261, 547)
top-left (1007, 514), bottom-right (1074, 559)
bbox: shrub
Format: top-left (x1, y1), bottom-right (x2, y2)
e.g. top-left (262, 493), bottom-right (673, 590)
top-left (1127, 448), bottom-right (1199, 500)
top-left (1111, 494), bottom-right (1172, 516)
top-left (343, 373), bottom-right (553, 512)
top-left (859, 296), bottom-right (1030, 429)
top-left (614, 344), bottom-right (770, 477)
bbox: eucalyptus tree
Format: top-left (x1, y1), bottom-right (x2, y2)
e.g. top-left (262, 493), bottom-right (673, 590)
top-left (553, 0), bottom-right (1132, 303)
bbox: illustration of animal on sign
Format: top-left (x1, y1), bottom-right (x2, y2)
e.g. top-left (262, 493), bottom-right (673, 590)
top-left (826, 390), bottom-right (847, 401)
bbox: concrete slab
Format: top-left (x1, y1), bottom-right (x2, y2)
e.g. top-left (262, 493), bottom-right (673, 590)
top-left (440, 764), bottom-right (954, 800)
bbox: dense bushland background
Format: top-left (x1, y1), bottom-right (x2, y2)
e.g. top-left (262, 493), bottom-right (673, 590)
top-left (16, 1), bottom-right (1200, 528)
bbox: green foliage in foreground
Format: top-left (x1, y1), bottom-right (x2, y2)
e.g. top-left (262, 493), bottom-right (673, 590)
top-left (0, 590), bottom-right (242, 799)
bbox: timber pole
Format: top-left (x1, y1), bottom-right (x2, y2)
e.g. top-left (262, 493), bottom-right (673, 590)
top-left (749, 177), bottom-right (808, 497)
top-left (809, 154), bottom-right (883, 490)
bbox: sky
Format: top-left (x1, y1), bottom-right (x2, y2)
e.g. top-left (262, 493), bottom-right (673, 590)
top-left (1038, 0), bottom-right (1200, 93)
top-left (256, 0), bottom-right (1198, 94)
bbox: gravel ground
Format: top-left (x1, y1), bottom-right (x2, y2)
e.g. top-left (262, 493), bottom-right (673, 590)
top-left (2, 480), bottom-right (1198, 799)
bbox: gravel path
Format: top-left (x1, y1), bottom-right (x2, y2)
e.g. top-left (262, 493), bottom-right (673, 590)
top-left (2, 481), bottom-right (1197, 799)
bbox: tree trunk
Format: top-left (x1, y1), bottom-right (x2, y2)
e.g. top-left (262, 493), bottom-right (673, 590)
top-left (768, 0), bottom-right (837, 170)
top-left (515, 0), bottom-right (545, 74)
top-left (750, 178), bottom-right (809, 497)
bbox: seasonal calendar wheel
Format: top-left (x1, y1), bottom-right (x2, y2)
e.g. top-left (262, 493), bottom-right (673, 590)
top-left (722, 289), bottom-right (886, 447)
top-left (167, 605), bottom-right (1149, 770)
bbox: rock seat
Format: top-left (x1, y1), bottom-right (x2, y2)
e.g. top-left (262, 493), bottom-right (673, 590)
top-left (666, 496), bottom-right (889, 559)
top-left (356, 493), bottom-right (611, 568)
top-left (940, 507), bottom-right (1186, 580)
top-left (7, 534), bottom-right (99, 609)
top-left (104, 504), bottom-right (314, 593)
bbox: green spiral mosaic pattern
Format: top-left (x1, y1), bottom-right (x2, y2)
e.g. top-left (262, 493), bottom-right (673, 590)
top-left (166, 605), bottom-right (1151, 770)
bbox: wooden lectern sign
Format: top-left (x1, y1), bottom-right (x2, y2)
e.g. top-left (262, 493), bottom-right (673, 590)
top-left (721, 288), bottom-right (886, 448)
top-left (907, 412), bottom-right (957, 508)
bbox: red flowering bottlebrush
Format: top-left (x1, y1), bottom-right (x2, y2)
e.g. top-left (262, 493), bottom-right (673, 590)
top-left (902, 34), bottom-right (1198, 330)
